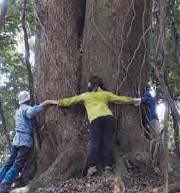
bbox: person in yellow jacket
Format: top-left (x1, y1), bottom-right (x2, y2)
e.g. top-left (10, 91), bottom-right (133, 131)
top-left (56, 76), bottom-right (141, 177)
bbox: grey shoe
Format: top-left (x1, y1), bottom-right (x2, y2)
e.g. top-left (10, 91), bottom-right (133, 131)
top-left (87, 166), bottom-right (97, 177)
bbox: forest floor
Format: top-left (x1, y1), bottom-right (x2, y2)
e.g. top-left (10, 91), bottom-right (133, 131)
top-left (33, 172), bottom-right (162, 193)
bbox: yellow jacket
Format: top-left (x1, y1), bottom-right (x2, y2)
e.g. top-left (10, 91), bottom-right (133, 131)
top-left (58, 88), bottom-right (135, 123)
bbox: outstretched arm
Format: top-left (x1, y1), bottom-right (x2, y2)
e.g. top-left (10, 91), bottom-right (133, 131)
top-left (26, 100), bottom-right (57, 119)
top-left (106, 92), bottom-right (140, 105)
top-left (58, 94), bottom-right (84, 107)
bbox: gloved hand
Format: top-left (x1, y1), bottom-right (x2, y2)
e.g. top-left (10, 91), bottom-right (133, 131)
top-left (134, 98), bottom-right (141, 106)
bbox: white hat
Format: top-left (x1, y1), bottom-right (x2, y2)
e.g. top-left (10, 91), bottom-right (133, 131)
top-left (18, 91), bottom-right (30, 105)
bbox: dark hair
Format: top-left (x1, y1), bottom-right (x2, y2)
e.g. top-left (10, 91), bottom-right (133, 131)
top-left (88, 76), bottom-right (106, 91)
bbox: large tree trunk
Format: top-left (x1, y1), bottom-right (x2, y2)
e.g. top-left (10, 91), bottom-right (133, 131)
top-left (31, 0), bottom-right (152, 190)
top-left (82, 0), bottom-right (151, 157)
top-left (33, 0), bottom-right (88, 187)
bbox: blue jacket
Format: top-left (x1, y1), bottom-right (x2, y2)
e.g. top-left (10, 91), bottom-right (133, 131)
top-left (12, 104), bottom-right (44, 147)
top-left (142, 92), bottom-right (158, 120)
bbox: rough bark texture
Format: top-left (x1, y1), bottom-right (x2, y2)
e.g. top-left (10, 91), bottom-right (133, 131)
top-left (33, 0), bottom-right (88, 184)
top-left (149, 182), bottom-right (180, 193)
top-left (172, 112), bottom-right (180, 156)
top-left (162, 102), bottom-right (169, 193)
top-left (82, 0), bottom-right (151, 156)
top-left (32, 0), bottom-right (152, 189)
top-left (0, 0), bottom-right (8, 32)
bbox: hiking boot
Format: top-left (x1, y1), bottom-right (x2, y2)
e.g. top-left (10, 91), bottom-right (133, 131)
top-left (87, 166), bottom-right (97, 177)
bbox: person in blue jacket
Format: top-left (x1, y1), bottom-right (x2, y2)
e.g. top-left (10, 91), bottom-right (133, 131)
top-left (0, 91), bottom-right (56, 193)
top-left (142, 86), bottom-right (162, 139)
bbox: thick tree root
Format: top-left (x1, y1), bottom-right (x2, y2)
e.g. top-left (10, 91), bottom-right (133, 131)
top-left (28, 144), bottom-right (87, 192)
top-left (10, 186), bottom-right (30, 193)
top-left (113, 176), bottom-right (125, 193)
top-left (149, 182), bottom-right (180, 193)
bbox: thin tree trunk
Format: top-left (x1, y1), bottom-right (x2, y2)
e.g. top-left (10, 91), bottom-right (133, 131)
top-left (15, 1), bottom-right (42, 185)
top-left (163, 101), bottom-right (169, 193)
top-left (0, 0), bottom-right (8, 32)
top-left (21, 0), bottom-right (41, 149)
top-left (20, 0), bottom-right (34, 104)
top-left (172, 112), bottom-right (180, 156)
top-left (0, 97), bottom-right (11, 149)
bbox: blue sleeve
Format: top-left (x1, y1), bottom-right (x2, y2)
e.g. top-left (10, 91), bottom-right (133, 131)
top-left (141, 92), bottom-right (153, 103)
top-left (25, 104), bottom-right (44, 119)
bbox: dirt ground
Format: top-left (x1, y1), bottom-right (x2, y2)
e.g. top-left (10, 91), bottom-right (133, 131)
top-left (34, 172), bottom-right (162, 193)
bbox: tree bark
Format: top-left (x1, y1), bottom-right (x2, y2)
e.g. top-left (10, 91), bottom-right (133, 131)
top-left (162, 101), bottom-right (169, 193)
top-left (32, 0), bottom-right (152, 188)
top-left (34, 0), bottom-right (87, 177)
top-left (172, 111), bottom-right (180, 156)
top-left (82, 0), bottom-right (152, 157)
top-left (0, 97), bottom-right (11, 149)
top-left (149, 182), bottom-right (180, 193)
top-left (21, 0), bottom-right (34, 105)
top-left (0, 0), bottom-right (8, 32)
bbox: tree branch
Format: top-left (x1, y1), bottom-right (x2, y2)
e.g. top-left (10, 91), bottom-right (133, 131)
top-left (0, 97), bottom-right (11, 149)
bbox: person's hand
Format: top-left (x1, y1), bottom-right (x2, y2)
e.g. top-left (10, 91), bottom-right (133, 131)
top-left (42, 100), bottom-right (58, 106)
top-left (51, 100), bottom-right (58, 105)
top-left (134, 98), bottom-right (141, 106)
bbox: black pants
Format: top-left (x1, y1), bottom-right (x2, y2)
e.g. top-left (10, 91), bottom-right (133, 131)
top-left (89, 115), bottom-right (115, 168)
top-left (4, 145), bottom-right (31, 172)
